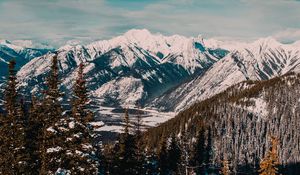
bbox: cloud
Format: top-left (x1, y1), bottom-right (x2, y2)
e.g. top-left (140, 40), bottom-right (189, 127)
top-left (273, 29), bottom-right (300, 43)
top-left (0, 0), bottom-right (300, 47)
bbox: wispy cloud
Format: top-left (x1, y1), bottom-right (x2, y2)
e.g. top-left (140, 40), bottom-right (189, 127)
top-left (273, 28), bottom-right (300, 43)
top-left (0, 0), bottom-right (299, 47)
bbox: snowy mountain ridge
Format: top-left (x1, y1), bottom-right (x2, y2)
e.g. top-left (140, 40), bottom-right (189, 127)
top-left (151, 35), bottom-right (300, 112)
top-left (1, 29), bottom-right (300, 134)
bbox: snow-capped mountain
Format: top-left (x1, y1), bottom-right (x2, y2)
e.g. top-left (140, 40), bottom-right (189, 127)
top-left (0, 39), bottom-right (53, 80)
top-left (17, 29), bottom-right (226, 107)
top-left (2, 29), bottom-right (300, 134)
top-left (151, 37), bottom-right (300, 112)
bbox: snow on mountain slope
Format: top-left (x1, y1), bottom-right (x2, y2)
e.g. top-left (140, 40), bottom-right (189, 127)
top-left (11, 30), bottom-right (227, 135)
top-left (151, 37), bottom-right (300, 112)
top-left (4, 29), bottom-right (300, 134)
top-left (16, 29), bottom-right (225, 106)
top-left (0, 39), bottom-right (52, 80)
top-left (93, 76), bottom-right (145, 106)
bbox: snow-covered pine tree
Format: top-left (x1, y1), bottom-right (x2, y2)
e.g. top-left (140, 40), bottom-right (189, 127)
top-left (39, 54), bottom-right (67, 174)
top-left (61, 62), bottom-right (99, 174)
top-left (0, 60), bottom-right (30, 174)
top-left (259, 136), bottom-right (280, 175)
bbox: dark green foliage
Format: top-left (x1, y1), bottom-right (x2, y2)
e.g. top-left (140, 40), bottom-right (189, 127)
top-left (190, 128), bottom-right (206, 174)
top-left (167, 135), bottom-right (181, 174)
top-left (143, 72), bottom-right (300, 174)
top-left (0, 60), bottom-right (31, 174)
top-left (61, 62), bottom-right (99, 174)
top-left (26, 96), bottom-right (44, 175)
top-left (39, 54), bottom-right (67, 174)
top-left (72, 62), bottom-right (90, 123)
top-left (108, 110), bottom-right (140, 175)
top-left (157, 138), bottom-right (169, 175)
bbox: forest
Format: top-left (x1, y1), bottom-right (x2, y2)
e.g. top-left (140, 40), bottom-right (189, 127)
top-left (0, 55), bottom-right (299, 175)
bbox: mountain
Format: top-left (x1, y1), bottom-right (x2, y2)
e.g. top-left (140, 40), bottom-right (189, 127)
top-left (144, 72), bottom-right (300, 173)
top-left (13, 30), bottom-right (230, 136)
top-left (150, 37), bottom-right (300, 112)
top-left (14, 30), bottom-right (226, 124)
top-left (2, 29), bottom-right (300, 135)
top-left (0, 39), bottom-right (53, 80)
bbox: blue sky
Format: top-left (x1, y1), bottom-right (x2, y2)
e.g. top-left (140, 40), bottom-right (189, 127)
top-left (0, 0), bottom-right (300, 47)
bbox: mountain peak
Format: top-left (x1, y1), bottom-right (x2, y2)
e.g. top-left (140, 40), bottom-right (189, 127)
top-left (252, 37), bottom-right (281, 48)
top-left (124, 29), bottom-right (153, 39)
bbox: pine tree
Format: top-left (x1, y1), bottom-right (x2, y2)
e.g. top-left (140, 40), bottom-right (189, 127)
top-left (61, 62), bottom-right (99, 174)
top-left (0, 60), bottom-right (30, 174)
top-left (157, 136), bottom-right (169, 175)
top-left (72, 62), bottom-right (89, 123)
top-left (190, 128), bottom-right (206, 174)
top-left (39, 54), bottom-right (66, 174)
top-left (220, 157), bottom-right (230, 175)
top-left (167, 135), bottom-right (181, 174)
top-left (4, 60), bottom-right (17, 117)
top-left (133, 108), bottom-right (144, 174)
top-left (115, 109), bottom-right (139, 175)
top-left (259, 136), bottom-right (280, 175)
top-left (205, 126), bottom-right (213, 173)
top-left (27, 95), bottom-right (44, 175)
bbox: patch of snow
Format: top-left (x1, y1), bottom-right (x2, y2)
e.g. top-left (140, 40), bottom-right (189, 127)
top-left (47, 146), bottom-right (62, 153)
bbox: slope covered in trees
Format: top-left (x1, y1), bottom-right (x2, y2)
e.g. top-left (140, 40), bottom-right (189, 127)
top-left (144, 72), bottom-right (300, 174)
top-left (1, 57), bottom-right (299, 174)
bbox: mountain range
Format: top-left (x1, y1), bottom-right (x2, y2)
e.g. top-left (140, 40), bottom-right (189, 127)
top-left (1, 29), bottom-right (300, 134)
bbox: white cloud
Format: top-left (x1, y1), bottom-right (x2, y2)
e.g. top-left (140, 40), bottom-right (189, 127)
top-left (0, 0), bottom-right (300, 47)
top-left (273, 29), bottom-right (300, 43)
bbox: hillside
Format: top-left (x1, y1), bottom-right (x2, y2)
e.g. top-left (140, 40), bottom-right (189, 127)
top-left (144, 72), bottom-right (300, 173)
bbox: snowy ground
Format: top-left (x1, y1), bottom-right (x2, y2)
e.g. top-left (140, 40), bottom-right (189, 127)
top-left (90, 106), bottom-right (176, 141)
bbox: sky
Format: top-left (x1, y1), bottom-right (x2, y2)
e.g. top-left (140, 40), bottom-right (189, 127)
top-left (0, 0), bottom-right (300, 47)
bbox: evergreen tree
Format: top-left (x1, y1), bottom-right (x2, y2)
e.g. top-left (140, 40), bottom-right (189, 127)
top-left (39, 54), bottom-right (66, 174)
top-left (205, 126), bottom-right (213, 173)
top-left (167, 135), bottom-right (181, 174)
top-left (157, 137), bottom-right (169, 175)
top-left (72, 62), bottom-right (89, 123)
top-left (115, 109), bottom-right (139, 175)
top-left (0, 60), bottom-right (30, 174)
top-left (4, 60), bottom-right (17, 117)
top-left (190, 128), bottom-right (206, 174)
top-left (27, 95), bottom-right (44, 175)
top-left (144, 152), bottom-right (159, 175)
top-left (259, 136), bottom-right (280, 175)
top-left (133, 108), bottom-right (144, 174)
top-left (61, 62), bottom-right (99, 174)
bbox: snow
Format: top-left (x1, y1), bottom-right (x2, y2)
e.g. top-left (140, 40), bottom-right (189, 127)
top-left (68, 121), bottom-right (75, 129)
top-left (9, 29), bottom-right (300, 135)
top-left (236, 97), bottom-right (269, 118)
top-left (94, 125), bottom-right (123, 133)
top-left (90, 121), bottom-right (105, 127)
top-left (47, 146), bottom-right (62, 153)
top-left (93, 76), bottom-right (144, 106)
top-left (55, 168), bottom-right (71, 175)
top-left (47, 127), bottom-right (57, 133)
